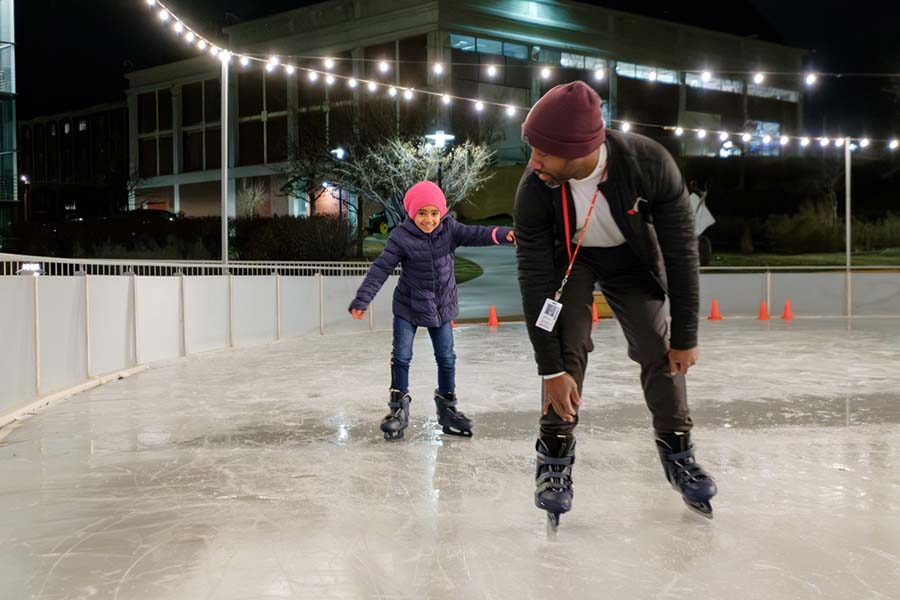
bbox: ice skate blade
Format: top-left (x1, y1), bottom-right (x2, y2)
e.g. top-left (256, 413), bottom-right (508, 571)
top-left (684, 498), bottom-right (713, 519)
top-left (546, 512), bottom-right (560, 530)
top-left (441, 426), bottom-right (473, 438)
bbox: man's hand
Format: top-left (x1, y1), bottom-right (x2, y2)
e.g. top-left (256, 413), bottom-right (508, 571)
top-left (542, 373), bottom-right (581, 422)
top-left (668, 347), bottom-right (699, 376)
top-left (506, 230), bottom-right (516, 243)
top-left (350, 308), bottom-right (366, 320)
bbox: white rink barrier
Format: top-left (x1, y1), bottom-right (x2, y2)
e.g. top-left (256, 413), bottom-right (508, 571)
top-left (0, 270), bottom-right (397, 426)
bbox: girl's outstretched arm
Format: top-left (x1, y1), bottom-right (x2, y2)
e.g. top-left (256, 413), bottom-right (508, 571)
top-left (349, 237), bottom-right (403, 314)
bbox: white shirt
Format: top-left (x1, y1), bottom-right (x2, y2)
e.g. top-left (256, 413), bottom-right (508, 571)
top-left (543, 145), bottom-right (625, 380)
top-left (568, 144), bottom-right (626, 248)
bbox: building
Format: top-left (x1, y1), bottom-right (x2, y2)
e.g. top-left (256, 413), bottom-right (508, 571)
top-left (0, 0), bottom-right (16, 229)
top-left (17, 102), bottom-right (130, 222)
top-left (126, 0), bottom-right (807, 218)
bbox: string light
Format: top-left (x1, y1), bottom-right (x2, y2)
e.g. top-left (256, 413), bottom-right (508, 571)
top-left (697, 129), bottom-right (707, 139)
top-left (326, 74), bottom-right (335, 86)
top-left (141, 1), bottom-right (900, 150)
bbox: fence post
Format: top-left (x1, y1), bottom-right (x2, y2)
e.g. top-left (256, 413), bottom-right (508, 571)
top-left (180, 273), bottom-right (187, 357)
top-left (84, 274), bottom-right (92, 378)
top-left (318, 272), bottom-right (325, 336)
top-left (275, 272), bottom-right (281, 341)
top-left (132, 271), bottom-right (139, 366)
top-left (33, 275), bottom-right (41, 397)
top-left (227, 273), bottom-right (234, 348)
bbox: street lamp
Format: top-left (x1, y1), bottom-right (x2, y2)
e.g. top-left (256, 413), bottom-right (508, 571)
top-left (425, 130), bottom-right (455, 190)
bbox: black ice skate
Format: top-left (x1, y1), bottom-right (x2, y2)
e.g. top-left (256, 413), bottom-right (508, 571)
top-left (534, 436), bottom-right (576, 529)
top-left (433, 390), bottom-right (473, 437)
top-left (656, 432), bottom-right (718, 518)
top-left (380, 390), bottom-right (411, 441)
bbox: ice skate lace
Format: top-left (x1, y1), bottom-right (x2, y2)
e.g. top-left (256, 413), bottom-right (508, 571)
top-left (668, 449), bottom-right (710, 485)
top-left (536, 454), bottom-right (574, 493)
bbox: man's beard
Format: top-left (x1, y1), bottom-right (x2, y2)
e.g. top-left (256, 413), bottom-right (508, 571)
top-left (535, 171), bottom-right (562, 189)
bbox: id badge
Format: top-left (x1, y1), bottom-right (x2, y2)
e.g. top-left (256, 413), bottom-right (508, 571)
top-left (536, 298), bottom-right (563, 332)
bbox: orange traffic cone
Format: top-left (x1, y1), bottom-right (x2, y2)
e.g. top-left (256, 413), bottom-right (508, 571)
top-left (451, 320), bottom-right (457, 329)
top-left (487, 305), bottom-right (500, 326)
top-left (758, 300), bottom-right (770, 321)
top-left (592, 302), bottom-right (600, 323)
top-left (782, 299), bottom-right (794, 320)
top-left (708, 299), bottom-right (723, 321)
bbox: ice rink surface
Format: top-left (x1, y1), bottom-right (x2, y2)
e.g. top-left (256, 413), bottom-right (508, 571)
top-left (1, 318), bottom-right (898, 599)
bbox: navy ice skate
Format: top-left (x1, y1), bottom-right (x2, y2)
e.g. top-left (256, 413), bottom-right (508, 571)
top-left (380, 390), bottom-right (411, 441)
top-left (656, 433), bottom-right (717, 518)
top-left (534, 436), bottom-right (576, 529)
top-left (433, 390), bottom-right (473, 437)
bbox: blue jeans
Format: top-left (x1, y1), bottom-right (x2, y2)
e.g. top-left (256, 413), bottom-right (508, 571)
top-left (391, 317), bottom-right (456, 394)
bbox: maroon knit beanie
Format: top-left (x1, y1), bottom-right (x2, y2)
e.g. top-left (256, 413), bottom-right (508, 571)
top-left (521, 81), bottom-right (606, 159)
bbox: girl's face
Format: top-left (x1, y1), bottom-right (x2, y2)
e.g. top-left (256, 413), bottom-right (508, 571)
top-left (413, 205), bottom-right (442, 233)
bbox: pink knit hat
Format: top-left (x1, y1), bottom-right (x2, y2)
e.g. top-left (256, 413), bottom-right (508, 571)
top-left (404, 180), bottom-right (448, 219)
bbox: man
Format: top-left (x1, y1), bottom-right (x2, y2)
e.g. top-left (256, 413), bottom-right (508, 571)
top-left (514, 81), bottom-right (717, 526)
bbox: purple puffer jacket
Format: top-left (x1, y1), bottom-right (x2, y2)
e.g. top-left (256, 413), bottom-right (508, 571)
top-left (350, 216), bottom-right (514, 328)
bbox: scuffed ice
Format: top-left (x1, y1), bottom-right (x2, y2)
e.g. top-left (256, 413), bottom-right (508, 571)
top-left (0, 319), bottom-right (898, 599)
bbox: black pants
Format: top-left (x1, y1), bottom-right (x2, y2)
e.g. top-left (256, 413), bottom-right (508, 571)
top-left (540, 244), bottom-right (693, 437)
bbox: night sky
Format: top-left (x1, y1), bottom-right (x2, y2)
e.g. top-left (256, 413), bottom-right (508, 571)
top-left (15, 0), bottom-right (900, 134)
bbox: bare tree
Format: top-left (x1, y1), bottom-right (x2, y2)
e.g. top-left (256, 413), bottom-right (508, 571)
top-left (326, 138), bottom-right (495, 227)
top-left (236, 178), bottom-right (267, 217)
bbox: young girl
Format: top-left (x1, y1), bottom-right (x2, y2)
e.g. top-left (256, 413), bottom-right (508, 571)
top-left (350, 180), bottom-right (515, 441)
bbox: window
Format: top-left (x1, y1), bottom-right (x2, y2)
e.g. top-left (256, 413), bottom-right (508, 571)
top-left (78, 120), bottom-right (87, 132)
top-left (748, 84), bottom-right (799, 103)
top-left (238, 71), bottom-right (289, 166)
top-left (137, 89), bottom-right (175, 178)
top-left (181, 78), bottom-right (222, 173)
top-left (616, 62), bottom-right (678, 85)
top-left (747, 120), bottom-right (782, 157)
top-left (450, 34), bottom-right (476, 52)
top-left (686, 73), bottom-right (744, 94)
top-left (451, 33), bottom-right (529, 62)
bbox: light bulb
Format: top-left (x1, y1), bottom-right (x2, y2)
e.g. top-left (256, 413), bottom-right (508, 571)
top-left (763, 135), bottom-right (772, 144)
top-left (675, 127), bottom-right (683, 136)
top-left (240, 56), bottom-right (249, 67)
top-left (368, 81), bottom-right (377, 92)
top-left (701, 71), bottom-right (712, 82)
top-left (173, 22), bottom-right (184, 34)
top-left (541, 67), bottom-right (551, 79)
top-left (379, 61), bottom-right (389, 73)
top-left (753, 73), bottom-right (765, 84)
top-left (403, 88), bottom-right (413, 100)
top-left (324, 58), bottom-right (334, 70)
top-left (506, 106), bottom-right (516, 116)
top-left (780, 136), bottom-right (789, 146)
top-left (285, 65), bottom-right (296, 75)
top-left (621, 122), bottom-right (631, 132)
top-left (442, 94), bottom-right (451, 105)
top-left (487, 65), bottom-right (497, 77)
top-left (719, 132), bottom-right (729, 142)
top-left (742, 133), bottom-right (752, 142)
top-left (594, 69), bottom-right (605, 80)
top-left (860, 138), bottom-right (870, 148)
top-left (326, 74), bottom-right (335, 86)
top-left (433, 63), bottom-right (444, 75)
top-left (475, 101), bottom-right (484, 112)
top-left (697, 129), bottom-right (707, 139)
top-left (348, 78), bottom-right (357, 88)
top-left (805, 73), bottom-right (817, 86)
top-left (388, 86), bottom-right (397, 97)
top-left (801, 137), bottom-right (810, 147)
top-left (308, 71), bottom-right (319, 82)
top-left (159, 9), bottom-right (169, 21)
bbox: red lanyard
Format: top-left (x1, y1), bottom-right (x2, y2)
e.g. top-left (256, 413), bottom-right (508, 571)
top-left (556, 162), bottom-right (608, 301)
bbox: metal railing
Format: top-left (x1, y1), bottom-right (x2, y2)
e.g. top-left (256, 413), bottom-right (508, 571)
top-left (0, 253), bottom-right (401, 277)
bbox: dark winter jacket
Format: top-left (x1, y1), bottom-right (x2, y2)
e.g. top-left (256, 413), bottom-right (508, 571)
top-left (351, 216), bottom-right (514, 328)
top-left (514, 129), bottom-right (700, 375)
